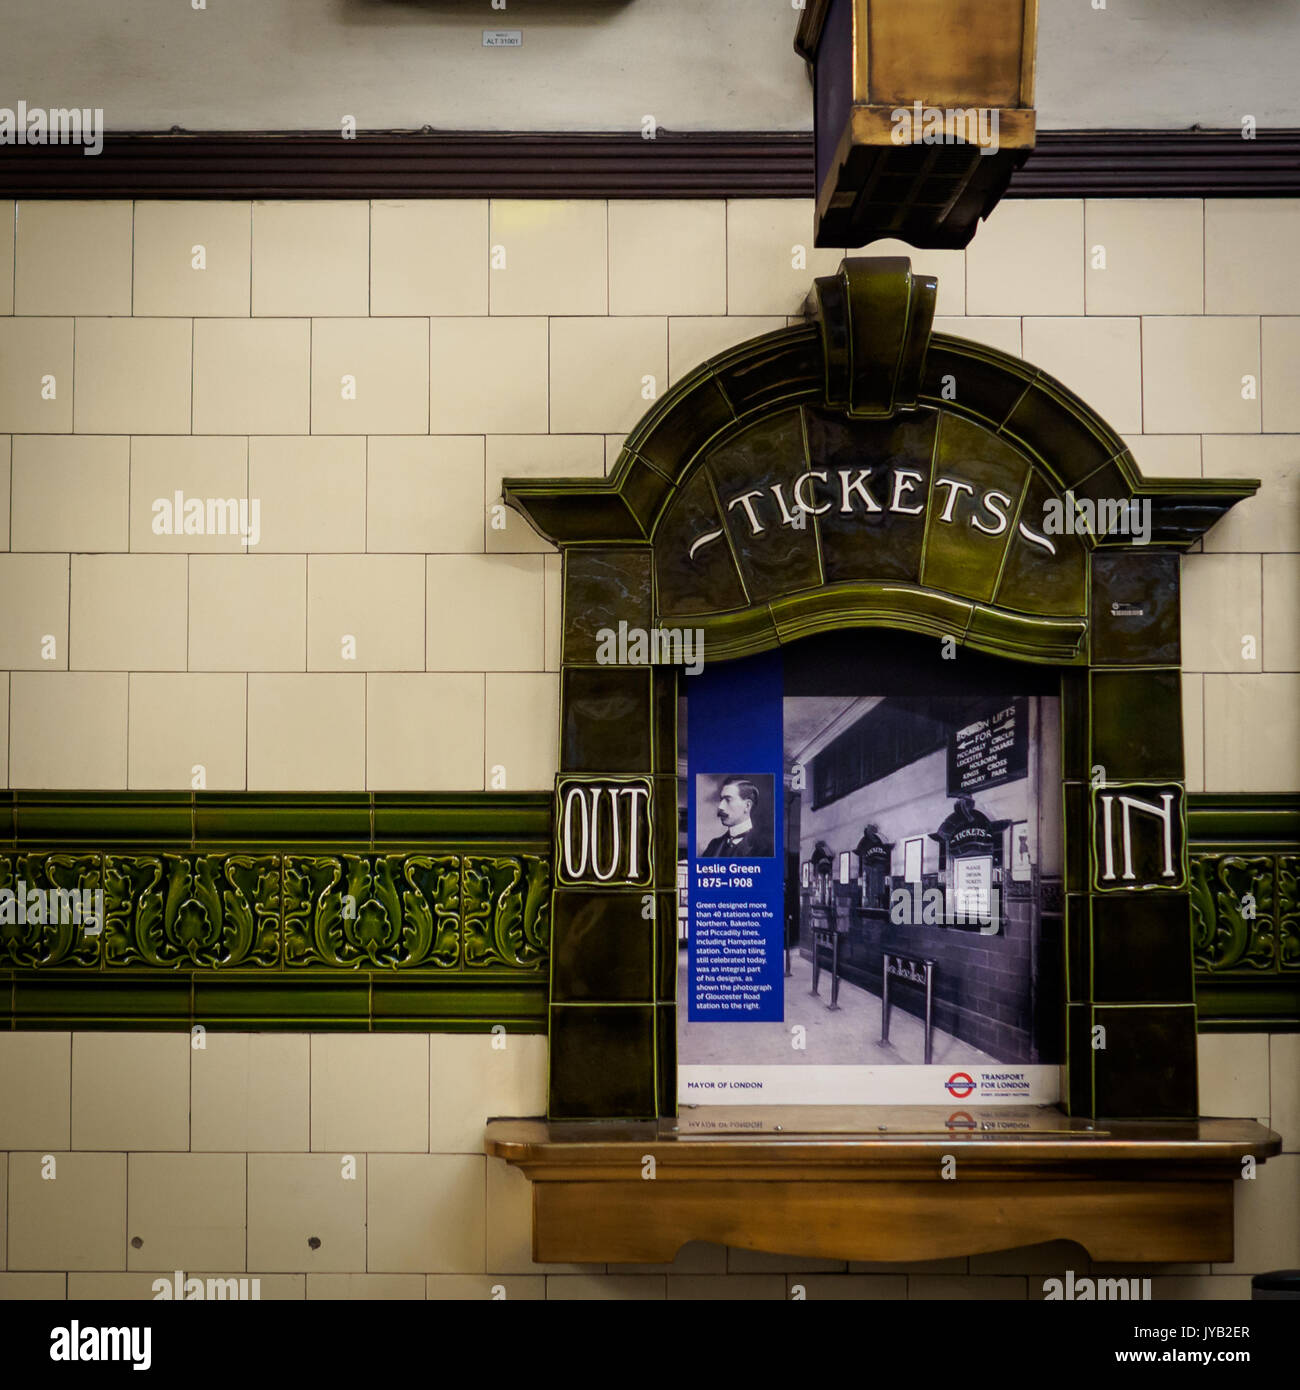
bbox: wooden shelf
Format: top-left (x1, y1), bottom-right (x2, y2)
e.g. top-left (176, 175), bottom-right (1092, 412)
top-left (486, 1107), bottom-right (1281, 1265)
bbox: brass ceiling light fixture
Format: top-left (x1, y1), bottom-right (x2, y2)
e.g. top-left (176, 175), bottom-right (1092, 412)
top-left (796, 0), bottom-right (1039, 249)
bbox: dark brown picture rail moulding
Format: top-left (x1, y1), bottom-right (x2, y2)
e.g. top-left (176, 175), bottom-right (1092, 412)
top-left (0, 129), bottom-right (1296, 200)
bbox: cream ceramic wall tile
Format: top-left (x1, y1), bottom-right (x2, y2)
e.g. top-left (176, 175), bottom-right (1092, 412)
top-left (907, 1276), bottom-right (1027, 1299)
top-left (0, 553), bottom-right (69, 668)
top-left (7, 1152), bottom-right (126, 1272)
top-left (1212, 1153), bottom-right (1299, 1274)
top-left (485, 435), bottom-right (605, 554)
top-left (14, 201), bottom-right (132, 315)
top-left (780, 1274), bottom-right (907, 1300)
top-left (426, 1275), bottom-right (545, 1300)
top-left (931, 316), bottom-right (1022, 357)
top-left (427, 1033), bottom-right (546, 1152)
top-left (193, 319), bottom-right (311, 434)
top-left (70, 555), bottom-right (188, 670)
top-left (484, 1157), bottom-right (587, 1274)
top-left (426, 554), bottom-right (545, 671)
top-left (1122, 435), bottom-right (1201, 480)
top-left (307, 555), bottom-right (424, 670)
top-left (546, 1275), bottom-right (667, 1300)
top-left (367, 436), bottom-right (485, 554)
top-left (127, 1155), bottom-right (247, 1272)
top-left (368, 1155), bottom-right (486, 1273)
top-left (484, 673), bottom-right (559, 790)
top-left (71, 1032), bottom-right (190, 1150)
top-left (0, 435), bottom-right (9, 550)
top-left (1142, 317), bottom-right (1261, 434)
top-left (252, 201), bottom-right (369, 316)
top-left (247, 1153), bottom-right (367, 1273)
top-left (1084, 200), bottom-right (1203, 315)
top-left (0, 676), bottom-right (6, 787)
top-left (366, 673), bottom-right (484, 791)
top-left (544, 554), bottom-right (561, 672)
top-left (128, 673), bottom-right (246, 790)
top-left (1179, 553), bottom-right (1262, 673)
top-left (371, 200), bottom-right (488, 317)
top-left (488, 200), bottom-right (607, 315)
top-left (191, 1034), bottom-right (310, 1153)
top-left (9, 673), bottom-right (127, 788)
top-left (10, 436), bottom-right (129, 551)
top-left (855, 239), bottom-right (965, 315)
top-left (609, 200), bottom-right (726, 316)
top-left (1203, 674), bottom-right (1300, 792)
top-left (0, 1032), bottom-right (71, 1148)
top-left (667, 316), bottom-right (787, 387)
top-left (0, 1161), bottom-right (6, 1264)
top-left (966, 201), bottom-right (1084, 317)
top-left (1262, 318), bottom-right (1300, 434)
top-left (0, 200), bottom-right (12, 313)
top-left (1206, 200), bottom-right (1300, 315)
top-left (1021, 317), bottom-right (1142, 434)
top-left (248, 435), bottom-right (364, 553)
top-left (310, 318), bottom-right (430, 434)
top-left (429, 317), bottom-right (548, 433)
top-left (246, 674), bottom-right (364, 790)
top-left (69, 1272), bottom-right (302, 1300)
top-left (1263, 555), bottom-right (1300, 671)
top-left (1196, 1034), bottom-right (1271, 1118)
top-left (74, 318), bottom-right (193, 435)
top-left (133, 201), bottom-right (252, 316)
top-left (1182, 673), bottom-right (1204, 793)
top-left (129, 437), bottom-right (250, 553)
top-left (1271, 1035), bottom-right (1300, 1152)
top-left (725, 199), bottom-right (843, 315)
top-left (550, 317), bottom-right (667, 434)
top-left (1201, 437), bottom-right (1300, 553)
top-left (669, 1276), bottom-right (784, 1300)
top-left (0, 318), bottom-right (74, 432)
top-left (308, 1274), bottom-right (425, 1300)
top-left (0, 1274), bottom-right (65, 1299)
top-left (188, 555), bottom-right (306, 671)
top-left (310, 1035), bottom-right (429, 1152)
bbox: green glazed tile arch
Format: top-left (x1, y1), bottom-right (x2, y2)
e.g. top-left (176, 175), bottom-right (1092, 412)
top-left (507, 256), bottom-right (1264, 1122)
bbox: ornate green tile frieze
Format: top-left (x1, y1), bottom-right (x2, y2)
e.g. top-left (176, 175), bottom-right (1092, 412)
top-left (0, 791), bottom-right (552, 1031)
top-left (1187, 795), bottom-right (1300, 1031)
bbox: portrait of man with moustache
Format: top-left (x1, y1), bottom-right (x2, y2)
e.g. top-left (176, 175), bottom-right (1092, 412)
top-left (699, 775), bottom-right (774, 858)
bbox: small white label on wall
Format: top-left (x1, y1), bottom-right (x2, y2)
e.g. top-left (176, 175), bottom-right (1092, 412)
top-left (483, 30), bottom-right (522, 47)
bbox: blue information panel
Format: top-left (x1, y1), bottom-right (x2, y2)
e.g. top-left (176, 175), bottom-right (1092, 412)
top-left (686, 650), bottom-right (785, 1022)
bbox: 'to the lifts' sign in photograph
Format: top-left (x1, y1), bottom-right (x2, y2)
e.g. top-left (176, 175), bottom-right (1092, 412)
top-left (556, 777), bottom-right (654, 887)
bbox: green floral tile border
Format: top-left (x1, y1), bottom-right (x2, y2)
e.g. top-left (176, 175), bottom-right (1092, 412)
top-left (0, 792), bottom-right (551, 1031)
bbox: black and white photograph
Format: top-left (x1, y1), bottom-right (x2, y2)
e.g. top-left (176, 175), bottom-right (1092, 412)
top-left (694, 772), bottom-right (776, 859)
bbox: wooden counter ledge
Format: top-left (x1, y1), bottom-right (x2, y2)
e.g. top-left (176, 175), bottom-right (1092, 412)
top-left (485, 1107), bottom-right (1281, 1265)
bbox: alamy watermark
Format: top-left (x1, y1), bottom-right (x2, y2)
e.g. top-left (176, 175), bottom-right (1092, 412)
top-left (151, 492), bottom-right (261, 547)
top-left (595, 620), bottom-right (705, 676)
top-left (891, 101), bottom-right (999, 156)
top-left (0, 879), bottom-right (103, 935)
top-left (1043, 1270), bottom-right (1151, 1301)
top-left (0, 102), bottom-right (104, 157)
top-left (1042, 491), bottom-right (1151, 545)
